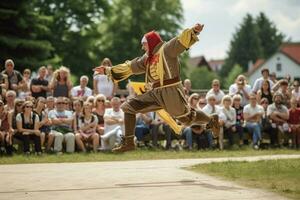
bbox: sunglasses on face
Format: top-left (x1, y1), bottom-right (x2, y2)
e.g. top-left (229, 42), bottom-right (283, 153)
top-left (25, 105), bottom-right (33, 108)
top-left (57, 102), bottom-right (65, 105)
top-left (294, 85), bottom-right (299, 87)
top-left (97, 99), bottom-right (105, 102)
top-left (16, 103), bottom-right (23, 106)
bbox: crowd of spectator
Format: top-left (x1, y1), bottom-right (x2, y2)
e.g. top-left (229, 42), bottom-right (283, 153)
top-left (0, 58), bottom-right (300, 156)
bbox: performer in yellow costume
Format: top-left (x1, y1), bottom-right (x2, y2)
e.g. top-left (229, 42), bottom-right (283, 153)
top-left (102, 23), bottom-right (220, 152)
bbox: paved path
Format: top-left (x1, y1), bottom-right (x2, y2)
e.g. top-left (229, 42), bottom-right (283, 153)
top-left (0, 154), bottom-right (299, 200)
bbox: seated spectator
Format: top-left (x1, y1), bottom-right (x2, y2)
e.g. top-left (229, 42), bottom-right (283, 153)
top-left (4, 90), bottom-right (16, 112)
top-left (188, 93), bottom-right (200, 109)
top-left (267, 92), bottom-right (289, 147)
top-left (86, 96), bottom-right (95, 106)
top-left (257, 79), bottom-right (273, 105)
top-left (288, 98), bottom-right (300, 148)
top-left (252, 68), bottom-right (274, 94)
top-left (49, 66), bottom-right (72, 98)
top-left (202, 94), bottom-right (225, 149)
top-left (135, 113), bottom-right (152, 144)
top-left (71, 75), bottom-right (92, 99)
top-left (1, 59), bottom-right (26, 93)
top-left (272, 79), bottom-right (291, 108)
top-left (243, 93), bottom-right (264, 149)
top-left (45, 96), bottom-right (55, 112)
top-left (93, 94), bottom-right (106, 135)
top-left (63, 97), bottom-right (72, 111)
top-left (183, 79), bottom-right (193, 98)
top-left (291, 80), bottom-right (300, 106)
top-left (75, 102), bottom-right (99, 152)
top-left (34, 97), bottom-right (52, 151)
top-left (48, 97), bottom-right (75, 153)
top-left (220, 95), bottom-right (237, 147)
top-left (0, 100), bottom-right (11, 155)
top-left (18, 68), bottom-right (31, 99)
top-left (232, 94), bottom-right (245, 146)
top-left (206, 79), bottom-right (225, 105)
top-left (197, 96), bottom-right (206, 109)
top-left (16, 101), bottom-right (41, 155)
top-left (93, 58), bottom-right (116, 99)
top-left (0, 69), bottom-right (9, 100)
top-left (229, 75), bottom-right (251, 106)
top-left (99, 97), bottom-right (124, 151)
top-left (260, 98), bottom-right (272, 145)
top-left (30, 66), bottom-right (49, 99)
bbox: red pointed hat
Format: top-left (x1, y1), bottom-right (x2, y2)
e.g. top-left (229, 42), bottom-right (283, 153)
top-left (143, 31), bottom-right (163, 60)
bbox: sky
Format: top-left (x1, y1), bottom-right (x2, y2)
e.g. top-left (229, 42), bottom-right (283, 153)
top-left (182, 0), bottom-right (300, 60)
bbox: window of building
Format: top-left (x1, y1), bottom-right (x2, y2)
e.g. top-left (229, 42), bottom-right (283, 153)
top-left (276, 63), bottom-right (282, 72)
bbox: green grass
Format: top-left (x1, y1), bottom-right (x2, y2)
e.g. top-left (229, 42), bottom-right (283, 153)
top-left (189, 159), bottom-right (300, 200)
top-left (0, 148), bottom-right (299, 165)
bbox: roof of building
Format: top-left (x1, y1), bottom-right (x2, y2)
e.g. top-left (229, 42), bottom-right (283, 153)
top-left (187, 55), bottom-right (211, 71)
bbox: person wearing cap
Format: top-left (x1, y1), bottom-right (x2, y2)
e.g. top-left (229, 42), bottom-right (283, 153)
top-left (103, 23), bottom-right (220, 152)
top-left (267, 92), bottom-right (289, 147)
top-left (252, 68), bottom-right (274, 94)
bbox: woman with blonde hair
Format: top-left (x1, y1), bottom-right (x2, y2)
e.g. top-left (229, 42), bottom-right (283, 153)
top-left (74, 102), bottom-right (99, 152)
top-left (93, 94), bottom-right (106, 135)
top-left (49, 66), bottom-right (72, 98)
top-left (220, 95), bottom-right (237, 147)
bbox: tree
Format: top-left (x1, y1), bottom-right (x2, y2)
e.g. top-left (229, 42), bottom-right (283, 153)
top-left (256, 12), bottom-right (284, 58)
top-left (190, 67), bottom-right (219, 89)
top-left (221, 14), bottom-right (263, 76)
top-left (0, 0), bottom-right (55, 71)
top-left (224, 64), bottom-right (243, 89)
top-left (34, 0), bottom-right (110, 75)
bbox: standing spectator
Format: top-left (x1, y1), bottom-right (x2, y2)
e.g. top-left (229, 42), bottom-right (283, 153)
top-left (229, 75), bottom-right (251, 106)
top-left (30, 66), bottom-right (49, 99)
top-left (243, 93), bottom-right (264, 149)
top-left (267, 92), bottom-right (289, 147)
top-left (48, 97), bottom-right (75, 153)
top-left (74, 102), bottom-right (99, 152)
top-left (270, 72), bottom-right (278, 84)
top-left (1, 59), bottom-right (26, 93)
top-left (288, 98), bottom-right (300, 148)
top-left (272, 79), bottom-right (291, 108)
top-left (93, 94), bottom-right (106, 135)
top-left (206, 79), bottom-right (225, 105)
top-left (18, 69), bottom-right (31, 99)
top-left (49, 66), bottom-right (72, 98)
top-left (232, 94), bottom-right (244, 146)
top-left (71, 75), bottom-right (92, 99)
top-left (99, 97), bottom-right (124, 151)
top-left (257, 80), bottom-right (273, 105)
top-left (183, 79), bottom-right (193, 98)
top-left (220, 95), bottom-right (237, 147)
top-left (16, 101), bottom-right (42, 155)
top-left (0, 68), bottom-right (9, 100)
top-left (93, 58), bottom-right (116, 99)
top-left (45, 65), bottom-right (54, 82)
top-left (252, 68), bottom-right (274, 94)
top-left (4, 90), bottom-right (16, 112)
top-left (291, 80), bottom-right (300, 106)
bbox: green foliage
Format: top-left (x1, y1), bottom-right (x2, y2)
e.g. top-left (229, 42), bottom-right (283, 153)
top-left (224, 64), bottom-right (243, 88)
top-left (0, 0), bottom-right (56, 71)
top-left (179, 51), bottom-right (190, 81)
top-left (190, 67), bottom-right (219, 89)
top-left (220, 12), bottom-right (284, 78)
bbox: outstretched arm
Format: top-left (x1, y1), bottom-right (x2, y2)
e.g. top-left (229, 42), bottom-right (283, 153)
top-left (164, 23), bottom-right (204, 57)
top-left (106, 54), bottom-right (148, 83)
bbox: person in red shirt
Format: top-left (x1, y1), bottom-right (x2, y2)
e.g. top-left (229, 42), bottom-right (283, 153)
top-left (288, 98), bottom-right (300, 148)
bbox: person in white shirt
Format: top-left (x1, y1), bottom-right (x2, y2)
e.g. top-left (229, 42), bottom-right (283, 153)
top-left (205, 79), bottom-right (225, 105)
top-left (220, 95), bottom-right (237, 147)
top-left (243, 93), bottom-right (264, 149)
top-left (229, 75), bottom-right (251, 106)
top-left (202, 94), bottom-right (225, 149)
top-left (252, 68), bottom-right (274, 94)
top-left (71, 75), bottom-right (92, 99)
top-left (99, 97), bottom-right (124, 150)
top-left (93, 58), bottom-right (116, 99)
top-left (291, 80), bottom-right (300, 105)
